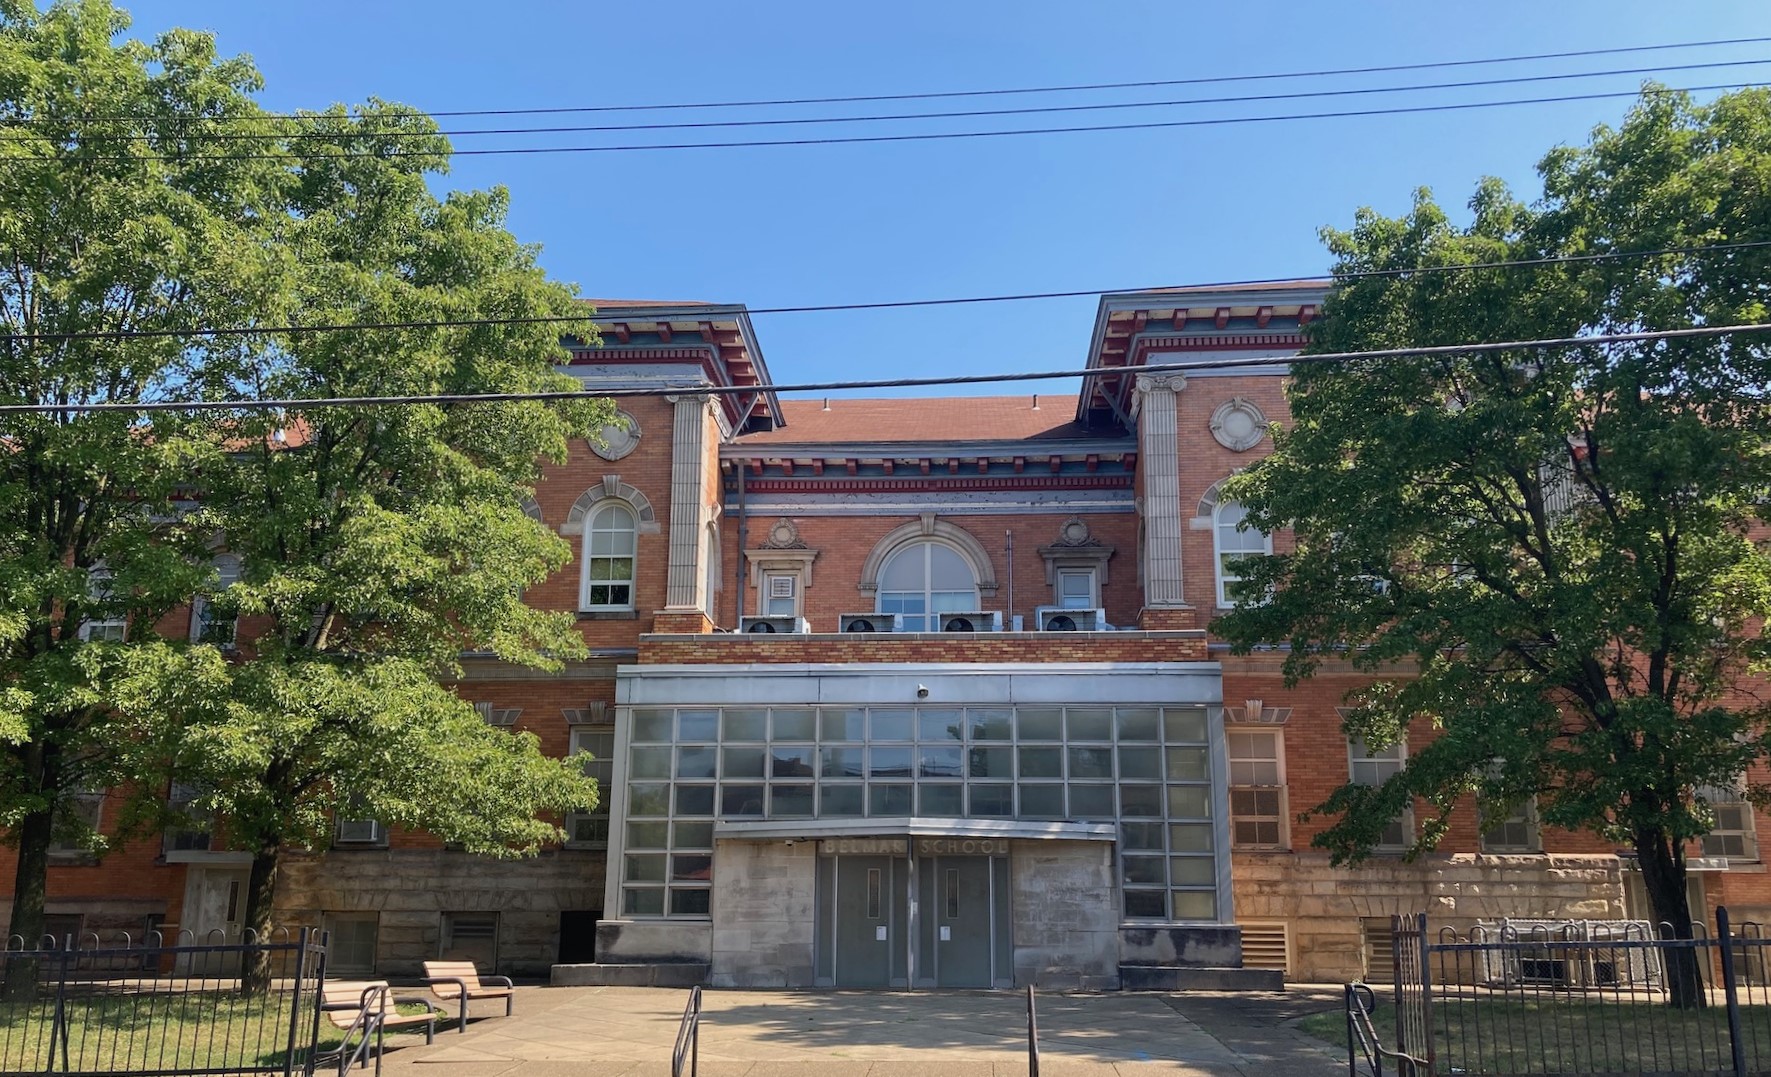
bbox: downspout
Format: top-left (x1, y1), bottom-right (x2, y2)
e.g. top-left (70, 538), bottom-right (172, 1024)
top-left (733, 459), bottom-right (748, 624)
top-left (1005, 529), bottom-right (1015, 630)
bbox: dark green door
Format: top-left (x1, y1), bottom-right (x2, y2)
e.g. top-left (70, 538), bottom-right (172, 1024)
top-left (933, 857), bottom-right (993, 988)
top-left (834, 856), bottom-right (898, 987)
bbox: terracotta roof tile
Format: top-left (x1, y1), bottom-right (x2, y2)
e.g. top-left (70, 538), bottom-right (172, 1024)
top-left (737, 395), bottom-right (1103, 445)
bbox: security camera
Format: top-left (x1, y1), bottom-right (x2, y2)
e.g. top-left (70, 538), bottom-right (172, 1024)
top-left (916, 684), bottom-right (930, 698)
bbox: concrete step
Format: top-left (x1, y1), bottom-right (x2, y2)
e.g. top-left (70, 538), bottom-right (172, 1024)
top-left (1119, 964), bottom-right (1285, 991)
top-left (551, 961), bottom-right (709, 987)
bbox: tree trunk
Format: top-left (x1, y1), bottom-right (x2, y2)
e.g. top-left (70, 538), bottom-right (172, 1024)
top-left (1637, 826), bottom-right (1705, 1009)
top-left (238, 840), bottom-right (281, 997)
top-left (1, 804), bottom-right (55, 1002)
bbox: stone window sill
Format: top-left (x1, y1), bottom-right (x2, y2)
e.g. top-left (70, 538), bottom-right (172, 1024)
top-left (578, 610), bottom-right (638, 621)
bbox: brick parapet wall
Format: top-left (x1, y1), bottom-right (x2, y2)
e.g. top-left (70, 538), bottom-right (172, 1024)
top-left (636, 630), bottom-right (1209, 665)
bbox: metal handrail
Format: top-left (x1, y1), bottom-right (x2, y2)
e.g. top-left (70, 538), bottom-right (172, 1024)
top-left (1345, 982), bottom-right (1431, 1077)
top-left (672, 984), bottom-right (702, 1077)
top-left (1026, 984), bottom-right (1040, 1077)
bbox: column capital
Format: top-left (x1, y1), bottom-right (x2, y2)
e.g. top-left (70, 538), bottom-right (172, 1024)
top-left (1134, 372), bottom-right (1187, 394)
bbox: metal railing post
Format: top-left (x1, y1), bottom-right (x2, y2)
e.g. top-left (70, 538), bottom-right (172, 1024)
top-left (1418, 913), bottom-right (1435, 1077)
top-left (284, 927), bottom-right (308, 1077)
top-left (1718, 906), bottom-right (1747, 1077)
top-left (1026, 984), bottom-right (1039, 1077)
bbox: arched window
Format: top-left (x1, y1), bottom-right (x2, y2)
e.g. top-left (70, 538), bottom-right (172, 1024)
top-left (581, 502), bottom-right (638, 611)
top-left (1213, 500), bottom-right (1272, 607)
top-left (876, 542), bottom-right (977, 631)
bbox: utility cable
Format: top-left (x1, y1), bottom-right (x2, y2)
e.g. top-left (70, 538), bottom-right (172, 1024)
top-left (24, 81), bottom-right (1761, 162)
top-left (2, 322), bottom-right (1765, 414)
top-left (61, 35), bottom-right (1771, 122)
top-left (16, 57), bottom-right (1767, 142)
top-left (2, 238), bottom-right (1768, 343)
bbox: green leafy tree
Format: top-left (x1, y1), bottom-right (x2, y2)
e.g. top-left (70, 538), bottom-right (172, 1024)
top-left (0, 0), bottom-right (284, 995)
top-left (118, 101), bottom-right (611, 993)
top-left (1214, 87), bottom-right (1771, 1008)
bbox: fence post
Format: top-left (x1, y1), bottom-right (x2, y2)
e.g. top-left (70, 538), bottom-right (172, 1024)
top-left (1391, 914), bottom-right (1407, 1070)
top-left (1718, 906), bottom-right (1747, 1077)
top-left (50, 940), bottom-right (72, 1075)
top-left (283, 927), bottom-right (307, 1077)
top-left (1418, 913), bottom-right (1434, 1077)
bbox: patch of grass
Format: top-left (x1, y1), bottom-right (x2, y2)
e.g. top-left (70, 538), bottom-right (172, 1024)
top-left (1298, 995), bottom-right (1771, 1075)
top-left (0, 989), bottom-right (436, 1073)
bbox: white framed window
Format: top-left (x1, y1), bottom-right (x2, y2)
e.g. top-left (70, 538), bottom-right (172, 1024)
top-left (1348, 736), bottom-right (1411, 851)
top-left (164, 783), bottom-right (213, 853)
top-left (1480, 797), bottom-right (1541, 853)
top-left (580, 502), bottom-right (637, 611)
top-left (190, 554), bottom-right (242, 647)
top-left (49, 789), bottom-right (105, 856)
top-left (1228, 729), bottom-right (1287, 849)
top-left (761, 572), bottom-right (799, 617)
top-left (566, 725), bottom-right (615, 847)
top-left (876, 541), bottom-right (978, 631)
top-left (1213, 500), bottom-right (1272, 607)
top-left (1055, 568), bottom-right (1098, 610)
top-left (77, 565), bottom-right (127, 642)
top-left (1699, 786), bottom-right (1759, 861)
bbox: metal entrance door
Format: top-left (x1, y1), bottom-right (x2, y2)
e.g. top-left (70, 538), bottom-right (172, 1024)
top-left (829, 855), bottom-right (906, 987)
top-left (917, 856), bottom-right (997, 988)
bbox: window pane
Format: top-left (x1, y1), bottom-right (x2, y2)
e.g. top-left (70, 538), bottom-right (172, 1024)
top-left (1018, 747), bottom-right (1063, 779)
top-left (821, 708), bottom-right (867, 742)
top-left (671, 854), bottom-right (712, 883)
top-left (1018, 784), bottom-right (1065, 818)
top-left (1067, 708), bottom-right (1113, 741)
top-left (968, 747), bottom-right (1013, 780)
top-left (677, 747), bottom-right (717, 779)
top-left (678, 710), bottom-right (719, 741)
top-left (820, 747), bottom-right (864, 779)
top-left (1070, 784), bottom-right (1115, 819)
top-left (969, 785), bottom-right (1014, 817)
top-left (1121, 821), bottom-right (1165, 850)
top-left (879, 547), bottom-right (924, 590)
top-left (770, 745), bottom-right (815, 778)
top-left (918, 710), bottom-right (965, 742)
top-left (623, 888), bottom-right (663, 916)
top-left (625, 854), bottom-right (665, 883)
top-left (1169, 823), bottom-right (1214, 852)
top-left (821, 785), bottom-right (864, 817)
top-left (1017, 708), bottom-right (1063, 741)
top-left (631, 710), bottom-right (673, 743)
top-left (723, 747), bottom-right (767, 779)
top-left (919, 746), bottom-right (963, 778)
top-left (869, 747), bottom-right (913, 778)
top-left (870, 710), bottom-right (914, 742)
top-left (630, 747), bottom-right (673, 780)
top-left (1170, 857), bottom-right (1216, 886)
top-left (870, 785), bottom-right (912, 816)
top-left (628, 784), bottom-right (669, 817)
top-left (674, 785), bottom-right (714, 816)
top-left (772, 709), bottom-right (816, 740)
top-left (968, 709), bottom-right (1013, 741)
top-left (669, 889), bottom-right (711, 916)
top-left (1068, 747), bottom-right (1114, 779)
top-left (918, 784), bottom-right (962, 816)
top-left (1168, 786), bottom-right (1211, 819)
top-left (771, 785), bottom-right (814, 817)
top-left (1164, 709), bottom-right (1208, 743)
top-left (1171, 891), bottom-right (1217, 920)
top-left (723, 709), bottom-right (768, 741)
top-left (720, 785), bottom-right (765, 816)
top-left (673, 821), bottom-right (713, 849)
top-left (1119, 747), bottom-right (1161, 780)
top-left (927, 545), bottom-right (974, 589)
top-left (1124, 890), bottom-right (1167, 918)
top-left (1165, 747), bottom-right (1208, 781)
top-left (1121, 784), bottom-right (1163, 818)
top-left (626, 821), bottom-right (668, 848)
top-left (1116, 708), bottom-right (1161, 742)
top-left (1123, 856), bottom-right (1166, 885)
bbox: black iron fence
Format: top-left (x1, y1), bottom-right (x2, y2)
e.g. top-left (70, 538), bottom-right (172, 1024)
top-left (1349, 907), bottom-right (1771, 1077)
top-left (0, 928), bottom-right (329, 1077)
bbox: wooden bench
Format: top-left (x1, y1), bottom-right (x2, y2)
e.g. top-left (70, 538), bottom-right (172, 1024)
top-left (319, 980), bottom-right (444, 1073)
top-left (422, 960), bottom-right (515, 1033)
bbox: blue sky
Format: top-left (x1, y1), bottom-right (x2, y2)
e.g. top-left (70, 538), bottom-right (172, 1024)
top-left (118, 2), bottom-right (1771, 398)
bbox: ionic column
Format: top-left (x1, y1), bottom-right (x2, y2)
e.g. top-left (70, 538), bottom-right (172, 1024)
top-left (1136, 373), bottom-right (1188, 607)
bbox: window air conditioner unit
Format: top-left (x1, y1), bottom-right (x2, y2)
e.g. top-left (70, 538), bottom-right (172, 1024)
top-left (738, 615), bottom-right (808, 634)
top-left (938, 610), bottom-right (1003, 633)
top-left (1035, 606), bottom-right (1108, 632)
top-left (839, 612), bottom-right (902, 633)
top-left (336, 819), bottom-right (386, 845)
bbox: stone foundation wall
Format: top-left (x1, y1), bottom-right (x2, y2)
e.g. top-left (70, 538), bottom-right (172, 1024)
top-left (1232, 851), bottom-right (1626, 981)
top-left (1009, 839), bottom-right (1120, 990)
top-left (275, 848), bottom-right (605, 978)
top-left (709, 840), bottom-right (816, 987)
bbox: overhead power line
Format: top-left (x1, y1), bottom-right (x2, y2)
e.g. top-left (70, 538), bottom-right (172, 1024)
top-left (21, 58), bottom-right (1770, 142)
top-left (4, 238), bottom-right (1770, 343)
top-left (64, 35), bottom-right (1771, 122)
top-left (40, 82), bottom-right (1760, 162)
top-left (1, 323), bottom-right (1765, 415)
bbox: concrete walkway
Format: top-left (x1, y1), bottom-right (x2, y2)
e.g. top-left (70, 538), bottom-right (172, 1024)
top-left (379, 985), bottom-right (1347, 1077)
